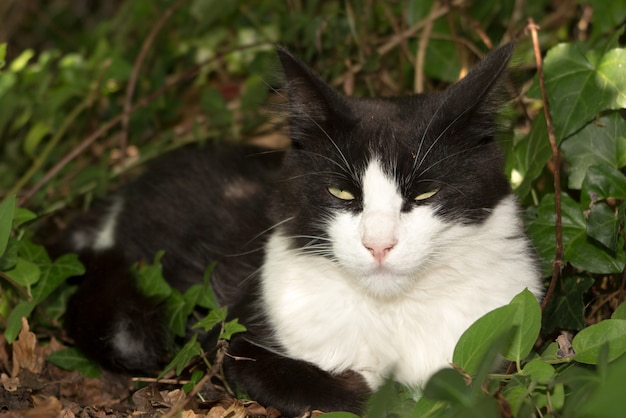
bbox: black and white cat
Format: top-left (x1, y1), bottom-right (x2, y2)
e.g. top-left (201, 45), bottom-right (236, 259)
top-left (65, 44), bottom-right (543, 415)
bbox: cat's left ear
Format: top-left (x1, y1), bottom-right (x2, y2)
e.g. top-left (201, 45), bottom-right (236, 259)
top-left (276, 47), bottom-right (351, 145)
top-left (443, 43), bottom-right (514, 125)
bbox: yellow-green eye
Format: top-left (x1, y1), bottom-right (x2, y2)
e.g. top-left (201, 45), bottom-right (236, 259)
top-left (415, 188), bottom-right (440, 201)
top-left (328, 186), bottom-right (355, 200)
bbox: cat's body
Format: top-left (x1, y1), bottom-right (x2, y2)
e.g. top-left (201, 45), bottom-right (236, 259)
top-left (65, 44), bottom-right (542, 416)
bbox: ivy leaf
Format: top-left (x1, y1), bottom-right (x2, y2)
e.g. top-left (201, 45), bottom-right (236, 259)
top-left (580, 164), bottom-right (626, 208)
top-left (561, 112), bottom-right (626, 190)
top-left (542, 275), bottom-right (594, 333)
top-left (159, 333), bottom-right (202, 378)
top-left (586, 202), bottom-right (620, 253)
top-left (165, 289), bottom-right (189, 338)
top-left (612, 302), bottom-right (626, 320)
top-left (5, 257), bottom-right (41, 289)
top-left (134, 251), bottom-right (172, 303)
top-left (193, 307), bottom-right (227, 332)
top-left (527, 193), bottom-right (625, 274)
top-left (46, 348), bottom-right (100, 378)
top-left (542, 44), bottom-right (626, 142)
top-left (0, 195), bottom-right (15, 256)
top-left (513, 115), bottom-right (551, 199)
top-left (572, 319), bottom-right (626, 364)
top-left (219, 318), bottom-right (246, 340)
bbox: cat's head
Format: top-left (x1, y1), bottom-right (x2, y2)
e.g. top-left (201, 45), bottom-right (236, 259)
top-left (272, 45), bottom-right (514, 298)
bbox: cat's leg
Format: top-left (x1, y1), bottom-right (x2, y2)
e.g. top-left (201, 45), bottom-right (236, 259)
top-left (223, 334), bottom-right (370, 416)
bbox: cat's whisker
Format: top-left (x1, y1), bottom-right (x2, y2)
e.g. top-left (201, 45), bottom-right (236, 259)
top-left (241, 216), bottom-right (295, 249)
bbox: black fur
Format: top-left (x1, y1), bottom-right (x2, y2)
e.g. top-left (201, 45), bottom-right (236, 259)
top-left (64, 44), bottom-right (514, 416)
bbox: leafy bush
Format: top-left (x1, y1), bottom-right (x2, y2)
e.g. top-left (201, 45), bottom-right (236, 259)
top-left (1, 0), bottom-right (625, 416)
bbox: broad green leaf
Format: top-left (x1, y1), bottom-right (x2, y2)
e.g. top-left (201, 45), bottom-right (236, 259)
top-left (0, 238), bottom-right (18, 271)
top-left (580, 164), bottom-right (626, 208)
top-left (572, 319), bottom-right (626, 364)
top-left (193, 307), bottom-right (227, 332)
top-left (321, 413), bottom-right (360, 418)
top-left (453, 304), bottom-right (516, 375)
top-left (585, 0), bottom-right (626, 41)
top-left (612, 302), bottom-right (626, 320)
top-left (4, 300), bottom-right (37, 343)
top-left (165, 289), bottom-right (189, 338)
top-left (23, 121), bottom-right (50, 158)
top-left (586, 202), bottom-right (620, 252)
top-left (503, 289), bottom-right (542, 363)
top-left (423, 21), bottom-right (460, 83)
top-left (240, 74), bottom-right (269, 111)
top-left (134, 251), bottom-right (171, 302)
top-left (12, 208), bottom-right (37, 228)
top-left (159, 333), bottom-right (202, 378)
top-left (542, 44), bottom-right (626, 142)
top-left (0, 43), bottom-right (6, 69)
top-left (423, 368), bottom-right (472, 404)
top-left (522, 359), bottom-right (555, 384)
top-left (527, 193), bottom-right (625, 274)
top-left (578, 352), bottom-right (626, 418)
top-left (219, 318), bottom-right (246, 340)
top-left (46, 348), bottom-right (100, 378)
top-left (182, 369), bottom-right (205, 393)
top-left (542, 275), bottom-right (593, 333)
top-left (30, 252), bottom-right (85, 302)
top-left (561, 112), bottom-right (626, 189)
top-left (0, 194), bottom-right (15, 256)
top-left (411, 396), bottom-right (446, 418)
top-left (5, 257), bottom-right (41, 288)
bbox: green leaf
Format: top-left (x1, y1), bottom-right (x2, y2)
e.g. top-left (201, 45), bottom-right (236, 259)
top-left (542, 275), bottom-right (593, 333)
top-left (12, 208), bottom-right (37, 228)
top-left (23, 121), bottom-right (50, 158)
top-left (4, 300), bottom-right (37, 343)
top-left (5, 257), bottom-right (41, 288)
top-left (30, 252), bottom-right (85, 302)
top-left (572, 319), bottom-right (626, 364)
top-left (561, 112), bottom-right (626, 190)
top-left (542, 44), bottom-right (626, 142)
top-left (612, 302), bottom-right (626, 320)
top-left (165, 289), bottom-right (189, 338)
top-left (453, 303), bottom-right (516, 375)
top-left (182, 369), bottom-right (205, 393)
top-left (219, 318), bottom-right (246, 340)
top-left (0, 194), bottom-right (15, 256)
top-left (240, 74), bottom-right (269, 111)
top-left (46, 348), bottom-right (100, 378)
top-left (134, 251), bottom-right (171, 302)
top-left (193, 307), bottom-right (227, 332)
top-left (503, 289), bottom-right (542, 363)
top-left (159, 333), bottom-right (202, 378)
top-left (0, 43), bottom-right (6, 69)
top-left (527, 193), bottom-right (625, 274)
top-left (580, 164), bottom-right (626, 208)
top-left (522, 359), bottom-right (555, 384)
top-left (578, 352), bottom-right (626, 418)
top-left (586, 202), bottom-right (620, 252)
top-left (423, 368), bottom-right (472, 404)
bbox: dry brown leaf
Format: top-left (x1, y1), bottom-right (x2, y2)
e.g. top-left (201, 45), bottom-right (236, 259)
top-left (12, 317), bottom-right (43, 377)
top-left (220, 400), bottom-right (247, 418)
top-left (0, 372), bottom-right (19, 391)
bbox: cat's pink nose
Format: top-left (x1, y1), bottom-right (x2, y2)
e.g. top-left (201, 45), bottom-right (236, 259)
top-left (363, 240), bottom-right (397, 264)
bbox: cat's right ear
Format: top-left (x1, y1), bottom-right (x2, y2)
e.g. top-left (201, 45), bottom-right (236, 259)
top-left (276, 47), bottom-right (350, 144)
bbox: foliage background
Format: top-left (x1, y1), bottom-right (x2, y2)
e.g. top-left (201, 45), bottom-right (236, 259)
top-left (0, 0), bottom-right (625, 416)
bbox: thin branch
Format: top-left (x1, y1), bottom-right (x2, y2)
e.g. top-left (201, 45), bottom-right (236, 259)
top-left (528, 19), bottom-right (563, 311)
top-left (414, 1), bottom-right (439, 93)
top-left (120, 0), bottom-right (188, 163)
top-left (17, 42), bottom-right (269, 207)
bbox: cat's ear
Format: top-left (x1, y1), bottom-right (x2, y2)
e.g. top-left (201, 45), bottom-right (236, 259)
top-left (440, 43), bottom-right (514, 132)
top-left (276, 47), bottom-right (350, 145)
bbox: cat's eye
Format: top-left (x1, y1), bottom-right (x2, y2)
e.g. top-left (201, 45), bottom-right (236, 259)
top-left (414, 188), bottom-right (440, 201)
top-left (328, 186), bottom-right (355, 200)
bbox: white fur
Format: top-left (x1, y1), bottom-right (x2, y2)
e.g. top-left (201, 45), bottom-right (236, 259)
top-left (261, 160), bottom-right (541, 389)
top-left (71, 198), bottom-right (123, 251)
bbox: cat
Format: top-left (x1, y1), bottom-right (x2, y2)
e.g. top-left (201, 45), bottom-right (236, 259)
top-left (64, 43), bottom-right (543, 416)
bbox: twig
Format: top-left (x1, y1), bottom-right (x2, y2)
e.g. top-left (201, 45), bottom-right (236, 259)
top-left (120, 0), bottom-right (188, 164)
top-left (18, 42), bottom-right (268, 206)
top-left (527, 19), bottom-right (563, 311)
top-left (334, 4), bottom-right (450, 86)
top-left (414, 1), bottom-right (439, 93)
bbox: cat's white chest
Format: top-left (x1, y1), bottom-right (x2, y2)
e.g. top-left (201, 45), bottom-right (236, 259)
top-left (260, 197), bottom-right (541, 389)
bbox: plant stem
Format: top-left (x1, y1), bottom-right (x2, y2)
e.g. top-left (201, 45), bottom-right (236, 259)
top-left (528, 19), bottom-right (563, 311)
